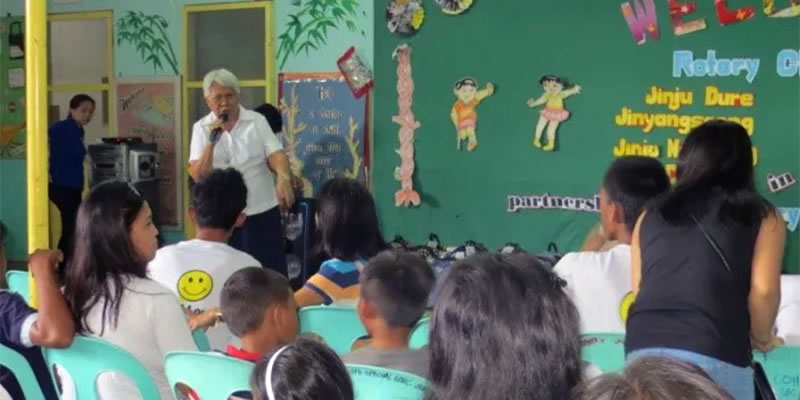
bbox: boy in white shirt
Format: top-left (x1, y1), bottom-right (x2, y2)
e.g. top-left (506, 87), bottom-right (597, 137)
top-left (149, 168), bottom-right (260, 350)
top-left (554, 157), bottom-right (670, 334)
top-left (776, 274), bottom-right (800, 345)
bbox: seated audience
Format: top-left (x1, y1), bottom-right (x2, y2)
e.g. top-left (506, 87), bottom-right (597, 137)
top-left (776, 274), bottom-right (800, 345)
top-left (294, 178), bottom-right (387, 307)
top-left (626, 120), bottom-right (785, 400)
top-left (0, 249), bottom-right (74, 399)
top-left (428, 253), bottom-right (583, 400)
top-left (250, 338), bottom-right (353, 400)
top-left (63, 181), bottom-right (197, 400)
top-left (149, 168), bottom-right (258, 350)
top-left (572, 356), bottom-right (734, 400)
top-left (554, 156), bottom-right (670, 333)
top-left (220, 267), bottom-right (299, 362)
top-left (341, 250), bottom-right (435, 378)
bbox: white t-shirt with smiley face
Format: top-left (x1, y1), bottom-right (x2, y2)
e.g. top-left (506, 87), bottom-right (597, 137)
top-left (147, 238), bottom-right (260, 350)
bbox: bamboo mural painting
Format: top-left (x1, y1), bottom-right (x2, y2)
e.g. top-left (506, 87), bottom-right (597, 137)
top-left (278, 0), bottom-right (365, 70)
top-left (116, 11), bottom-right (179, 75)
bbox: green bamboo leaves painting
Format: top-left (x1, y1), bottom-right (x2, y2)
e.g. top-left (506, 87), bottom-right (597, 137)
top-left (117, 11), bottom-right (179, 75)
top-left (278, 0), bottom-right (365, 69)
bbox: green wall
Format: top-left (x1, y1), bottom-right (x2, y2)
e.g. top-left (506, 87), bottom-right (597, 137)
top-left (372, 0), bottom-right (800, 272)
top-left (0, 0), bottom-right (374, 261)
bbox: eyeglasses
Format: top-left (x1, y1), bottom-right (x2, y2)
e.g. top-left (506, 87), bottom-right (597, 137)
top-left (207, 93), bottom-right (237, 106)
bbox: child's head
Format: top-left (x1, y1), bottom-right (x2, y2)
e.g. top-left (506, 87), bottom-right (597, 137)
top-left (65, 181), bottom-right (159, 333)
top-left (190, 168), bottom-right (248, 232)
top-left (540, 75), bottom-right (566, 93)
top-left (250, 338), bottom-right (354, 400)
top-left (429, 253), bottom-right (582, 400)
top-left (316, 178), bottom-right (386, 261)
top-left (453, 77), bottom-right (478, 103)
top-left (254, 103), bottom-right (283, 134)
top-left (358, 251), bottom-right (435, 334)
top-left (600, 156), bottom-right (670, 240)
top-left (221, 267), bottom-right (298, 346)
top-left (572, 356), bottom-right (734, 400)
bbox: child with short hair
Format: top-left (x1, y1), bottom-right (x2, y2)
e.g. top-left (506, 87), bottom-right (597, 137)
top-left (341, 250), bottom-right (434, 378)
top-left (221, 267), bottom-right (299, 362)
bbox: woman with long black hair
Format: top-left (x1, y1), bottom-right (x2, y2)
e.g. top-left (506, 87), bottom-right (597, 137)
top-left (63, 181), bottom-right (196, 399)
top-left (626, 120), bottom-right (786, 399)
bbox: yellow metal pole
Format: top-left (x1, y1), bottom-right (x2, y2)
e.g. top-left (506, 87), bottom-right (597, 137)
top-left (25, 0), bottom-right (49, 308)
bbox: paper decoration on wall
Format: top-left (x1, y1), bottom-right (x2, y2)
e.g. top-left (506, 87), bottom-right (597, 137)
top-left (714, 0), bottom-right (755, 25)
top-left (527, 75), bottom-right (581, 152)
top-left (764, 0), bottom-right (800, 16)
top-left (8, 68), bottom-right (24, 88)
top-left (621, 0), bottom-right (660, 45)
top-left (507, 193), bottom-right (600, 213)
top-left (451, 78), bottom-right (494, 152)
top-left (392, 45), bottom-right (421, 207)
top-left (8, 21), bottom-right (24, 60)
top-left (387, 0), bottom-right (425, 37)
top-left (337, 47), bottom-right (373, 98)
top-left (436, 0), bottom-right (474, 15)
top-left (767, 172), bottom-right (797, 193)
top-left (779, 207), bottom-right (800, 232)
top-left (668, 0), bottom-right (707, 35)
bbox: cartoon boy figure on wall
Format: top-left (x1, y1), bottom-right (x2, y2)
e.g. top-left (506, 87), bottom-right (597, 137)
top-left (451, 77), bottom-right (494, 152)
top-left (527, 75), bottom-right (581, 152)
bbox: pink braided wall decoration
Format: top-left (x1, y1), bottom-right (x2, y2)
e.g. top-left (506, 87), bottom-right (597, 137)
top-left (392, 44), bottom-right (421, 207)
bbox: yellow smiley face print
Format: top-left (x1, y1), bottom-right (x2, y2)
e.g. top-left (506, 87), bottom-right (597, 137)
top-left (177, 270), bottom-right (213, 302)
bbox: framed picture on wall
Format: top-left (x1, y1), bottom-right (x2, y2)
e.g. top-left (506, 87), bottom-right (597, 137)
top-left (114, 76), bottom-right (182, 229)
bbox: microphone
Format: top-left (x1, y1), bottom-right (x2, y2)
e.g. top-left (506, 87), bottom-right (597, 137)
top-left (210, 112), bottom-right (228, 143)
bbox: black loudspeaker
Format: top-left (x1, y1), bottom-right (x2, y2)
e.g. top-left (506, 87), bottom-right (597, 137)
top-left (285, 198), bottom-right (318, 290)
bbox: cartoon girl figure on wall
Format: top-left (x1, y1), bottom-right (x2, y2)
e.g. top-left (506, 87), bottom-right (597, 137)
top-left (527, 75), bottom-right (581, 152)
top-left (451, 77), bottom-right (495, 152)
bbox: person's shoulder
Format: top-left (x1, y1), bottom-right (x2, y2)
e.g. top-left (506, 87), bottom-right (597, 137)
top-left (0, 291), bottom-right (34, 316)
top-left (554, 249), bottom-right (618, 274)
top-left (321, 259), bottom-right (359, 273)
top-left (125, 276), bottom-right (175, 297)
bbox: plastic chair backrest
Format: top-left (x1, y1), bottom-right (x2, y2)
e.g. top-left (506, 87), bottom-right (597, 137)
top-left (299, 305), bottom-right (367, 354)
top-left (409, 318), bottom-right (429, 349)
top-left (0, 342), bottom-right (46, 400)
top-left (164, 351), bottom-right (253, 399)
top-left (192, 330), bottom-right (211, 352)
top-left (41, 336), bottom-right (160, 400)
top-left (347, 364), bottom-right (428, 400)
top-left (753, 346), bottom-right (800, 400)
top-left (6, 270), bottom-right (30, 302)
top-left (581, 333), bottom-right (626, 373)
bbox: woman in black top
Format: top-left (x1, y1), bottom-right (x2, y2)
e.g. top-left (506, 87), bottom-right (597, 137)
top-left (626, 120), bottom-right (785, 400)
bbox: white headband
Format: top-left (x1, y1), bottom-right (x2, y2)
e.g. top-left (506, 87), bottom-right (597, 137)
top-left (265, 345), bottom-right (290, 400)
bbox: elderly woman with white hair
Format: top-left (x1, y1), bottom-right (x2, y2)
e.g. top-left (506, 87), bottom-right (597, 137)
top-left (188, 68), bottom-right (294, 275)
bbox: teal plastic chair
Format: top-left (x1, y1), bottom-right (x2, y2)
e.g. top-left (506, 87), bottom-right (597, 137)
top-left (581, 333), bottom-right (626, 373)
top-left (0, 342), bottom-right (46, 400)
top-left (753, 345), bottom-right (800, 400)
top-left (299, 305), bottom-right (367, 354)
top-left (164, 351), bottom-right (253, 399)
top-left (409, 318), bottom-right (430, 349)
top-left (42, 336), bottom-right (160, 400)
top-left (6, 270), bottom-right (30, 302)
top-left (347, 364), bottom-right (428, 400)
top-left (192, 330), bottom-right (211, 352)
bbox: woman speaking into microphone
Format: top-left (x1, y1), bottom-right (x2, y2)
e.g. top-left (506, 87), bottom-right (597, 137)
top-left (188, 68), bottom-right (294, 275)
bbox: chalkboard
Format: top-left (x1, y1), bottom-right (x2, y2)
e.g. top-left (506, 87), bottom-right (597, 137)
top-left (372, 0), bottom-right (800, 272)
top-left (278, 73), bottom-right (369, 197)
